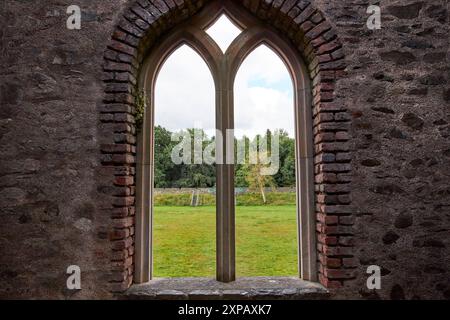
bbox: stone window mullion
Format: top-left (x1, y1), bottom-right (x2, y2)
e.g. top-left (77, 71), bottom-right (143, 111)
top-left (215, 56), bottom-right (236, 282)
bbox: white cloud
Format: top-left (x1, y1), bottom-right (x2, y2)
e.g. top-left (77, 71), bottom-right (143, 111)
top-left (236, 45), bottom-right (291, 85)
top-left (155, 23), bottom-right (294, 139)
top-left (234, 45), bottom-right (294, 138)
top-left (155, 45), bottom-right (216, 136)
top-left (206, 14), bottom-right (242, 53)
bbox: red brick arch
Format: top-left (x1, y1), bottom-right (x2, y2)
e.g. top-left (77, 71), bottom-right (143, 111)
top-left (100, 0), bottom-right (353, 293)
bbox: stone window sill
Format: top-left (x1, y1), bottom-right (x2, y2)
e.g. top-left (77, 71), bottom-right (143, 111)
top-left (124, 277), bottom-right (329, 300)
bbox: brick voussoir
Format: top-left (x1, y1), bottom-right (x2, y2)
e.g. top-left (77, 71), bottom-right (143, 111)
top-left (103, 61), bottom-right (133, 72)
top-left (108, 40), bottom-right (138, 56)
top-left (137, 0), bottom-right (151, 8)
top-left (132, 4), bottom-right (157, 26)
top-left (280, 0), bottom-right (298, 15)
top-left (133, 18), bottom-right (151, 32)
top-left (318, 58), bottom-right (346, 71)
top-left (152, 0), bottom-right (170, 14)
top-left (164, 0), bottom-right (178, 10)
top-left (122, 34), bottom-right (141, 48)
top-left (293, 2), bottom-right (315, 25)
top-left (316, 39), bottom-right (342, 55)
top-left (306, 21), bottom-right (332, 41)
top-left (119, 18), bottom-right (145, 38)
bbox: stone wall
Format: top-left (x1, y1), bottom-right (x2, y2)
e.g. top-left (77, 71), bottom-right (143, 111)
top-left (0, 0), bottom-right (448, 300)
top-left (313, 0), bottom-right (450, 300)
top-left (0, 0), bottom-right (131, 299)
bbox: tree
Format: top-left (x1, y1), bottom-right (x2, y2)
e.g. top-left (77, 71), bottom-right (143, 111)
top-left (244, 150), bottom-right (276, 204)
top-left (154, 126), bottom-right (296, 189)
top-left (155, 127), bottom-right (216, 188)
top-left (274, 129), bottom-right (296, 187)
top-left (154, 126), bottom-right (176, 187)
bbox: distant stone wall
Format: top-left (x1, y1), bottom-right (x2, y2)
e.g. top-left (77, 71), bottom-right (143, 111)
top-left (154, 188), bottom-right (215, 195)
top-left (154, 187), bottom-right (296, 195)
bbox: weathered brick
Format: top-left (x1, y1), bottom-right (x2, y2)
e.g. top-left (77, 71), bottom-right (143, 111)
top-left (113, 196), bottom-right (135, 207)
top-left (320, 205), bottom-right (353, 215)
top-left (322, 245), bottom-right (353, 257)
top-left (110, 229), bottom-right (130, 240)
top-left (315, 173), bottom-right (337, 183)
top-left (317, 213), bottom-right (339, 225)
top-left (104, 61), bottom-right (133, 72)
top-left (112, 154), bottom-right (136, 164)
top-left (100, 104), bottom-right (133, 114)
top-left (319, 274), bottom-right (342, 288)
top-left (293, 5), bottom-right (316, 25)
top-left (111, 207), bottom-right (130, 218)
top-left (306, 21), bottom-right (331, 40)
top-left (101, 144), bottom-right (132, 154)
top-left (319, 163), bottom-right (351, 172)
top-left (320, 255), bottom-right (341, 268)
top-left (114, 176), bottom-right (134, 186)
top-left (317, 142), bottom-right (348, 153)
top-left (319, 184), bottom-right (351, 194)
top-left (114, 113), bottom-right (136, 123)
top-left (315, 153), bottom-right (336, 164)
top-left (113, 217), bottom-right (135, 228)
top-left (317, 194), bottom-right (338, 204)
top-left (324, 269), bottom-right (355, 280)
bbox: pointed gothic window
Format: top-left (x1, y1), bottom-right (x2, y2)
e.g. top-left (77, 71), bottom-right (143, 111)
top-left (135, 0), bottom-right (317, 285)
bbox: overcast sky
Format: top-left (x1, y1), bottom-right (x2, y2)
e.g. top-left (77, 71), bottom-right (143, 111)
top-left (155, 15), bottom-right (294, 139)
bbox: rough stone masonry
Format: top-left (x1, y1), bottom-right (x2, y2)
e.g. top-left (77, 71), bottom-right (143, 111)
top-left (0, 0), bottom-right (449, 299)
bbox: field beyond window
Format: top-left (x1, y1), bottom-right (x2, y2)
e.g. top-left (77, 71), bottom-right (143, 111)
top-left (153, 205), bottom-right (297, 277)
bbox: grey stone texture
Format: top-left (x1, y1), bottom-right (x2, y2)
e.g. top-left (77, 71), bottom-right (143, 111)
top-left (0, 0), bottom-right (449, 300)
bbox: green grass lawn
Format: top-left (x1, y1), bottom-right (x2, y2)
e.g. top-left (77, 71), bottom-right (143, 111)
top-left (153, 205), bottom-right (298, 277)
